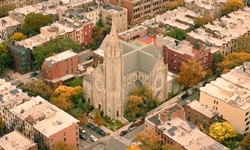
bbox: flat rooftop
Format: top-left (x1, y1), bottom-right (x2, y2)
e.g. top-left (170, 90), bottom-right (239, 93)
top-left (17, 34), bottom-right (49, 50)
top-left (118, 26), bottom-right (147, 37)
top-left (102, 4), bottom-right (125, 12)
top-left (10, 96), bottom-right (79, 137)
top-left (0, 16), bottom-right (20, 30)
top-left (0, 131), bottom-right (36, 150)
top-left (158, 117), bottom-right (228, 150)
top-left (44, 50), bottom-right (77, 63)
top-left (187, 100), bottom-right (217, 118)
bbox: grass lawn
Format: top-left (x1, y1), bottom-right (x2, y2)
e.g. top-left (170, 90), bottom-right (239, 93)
top-left (102, 116), bottom-right (124, 131)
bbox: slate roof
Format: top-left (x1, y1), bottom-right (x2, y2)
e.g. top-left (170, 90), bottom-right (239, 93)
top-left (83, 74), bottom-right (91, 83)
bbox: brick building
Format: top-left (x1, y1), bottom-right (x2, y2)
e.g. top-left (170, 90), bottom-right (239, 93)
top-left (41, 50), bottom-right (78, 88)
top-left (163, 36), bottom-right (219, 74)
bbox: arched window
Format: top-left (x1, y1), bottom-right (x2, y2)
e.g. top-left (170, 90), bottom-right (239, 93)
top-left (155, 72), bottom-right (163, 90)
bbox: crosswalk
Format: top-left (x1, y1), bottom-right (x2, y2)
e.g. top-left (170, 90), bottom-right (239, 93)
top-left (113, 136), bottom-right (132, 146)
top-left (99, 135), bottom-right (112, 142)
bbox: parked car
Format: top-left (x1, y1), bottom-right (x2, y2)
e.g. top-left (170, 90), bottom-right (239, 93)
top-left (30, 72), bottom-right (38, 78)
top-left (86, 55), bottom-right (93, 61)
top-left (79, 127), bottom-right (86, 134)
top-left (90, 135), bottom-right (98, 142)
top-left (96, 129), bottom-right (106, 136)
top-left (181, 93), bottom-right (189, 100)
top-left (87, 123), bottom-right (95, 129)
top-left (128, 123), bottom-right (136, 131)
top-left (119, 130), bottom-right (128, 136)
top-left (16, 82), bottom-right (24, 88)
top-left (79, 133), bottom-right (87, 140)
top-left (135, 119), bottom-right (144, 126)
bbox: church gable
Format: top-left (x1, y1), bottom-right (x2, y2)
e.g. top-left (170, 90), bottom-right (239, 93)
top-left (93, 64), bottom-right (104, 77)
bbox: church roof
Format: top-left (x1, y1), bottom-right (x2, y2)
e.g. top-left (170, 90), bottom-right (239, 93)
top-left (83, 74), bottom-right (91, 82)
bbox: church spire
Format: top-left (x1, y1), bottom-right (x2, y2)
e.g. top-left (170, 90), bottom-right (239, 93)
top-left (110, 18), bottom-right (117, 36)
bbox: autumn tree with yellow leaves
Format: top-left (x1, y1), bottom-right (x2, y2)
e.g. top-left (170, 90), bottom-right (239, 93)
top-left (9, 32), bottom-right (27, 41)
top-left (54, 142), bottom-right (76, 150)
top-left (221, 0), bottom-right (244, 16)
top-left (93, 110), bottom-right (104, 126)
top-left (127, 146), bottom-right (141, 150)
top-left (194, 15), bottom-right (213, 28)
top-left (209, 121), bottom-right (238, 142)
top-left (125, 95), bottom-right (144, 119)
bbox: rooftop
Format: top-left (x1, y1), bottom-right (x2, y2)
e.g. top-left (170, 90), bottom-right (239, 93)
top-left (118, 26), bottom-right (147, 37)
top-left (102, 4), bottom-right (125, 12)
top-left (10, 96), bottom-right (79, 137)
top-left (44, 50), bottom-right (77, 64)
top-left (16, 34), bottom-right (49, 50)
top-left (158, 117), bottom-right (229, 150)
top-left (0, 16), bottom-right (21, 31)
top-left (185, 0), bottom-right (226, 10)
top-left (187, 100), bottom-right (217, 118)
top-left (0, 131), bottom-right (37, 150)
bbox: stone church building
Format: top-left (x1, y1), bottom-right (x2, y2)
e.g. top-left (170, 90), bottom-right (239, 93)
top-left (83, 24), bottom-right (168, 119)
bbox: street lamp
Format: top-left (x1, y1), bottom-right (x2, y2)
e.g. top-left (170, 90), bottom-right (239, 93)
top-left (112, 120), bottom-right (116, 134)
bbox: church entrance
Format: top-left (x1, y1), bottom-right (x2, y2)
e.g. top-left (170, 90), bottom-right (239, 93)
top-left (117, 110), bottom-right (119, 117)
top-left (98, 104), bottom-right (101, 109)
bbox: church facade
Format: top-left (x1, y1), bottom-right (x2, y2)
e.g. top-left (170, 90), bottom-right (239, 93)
top-left (83, 24), bottom-right (168, 119)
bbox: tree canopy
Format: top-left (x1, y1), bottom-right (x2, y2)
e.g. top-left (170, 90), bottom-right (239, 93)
top-left (21, 80), bottom-right (53, 100)
top-left (165, 28), bottom-right (186, 41)
top-left (33, 37), bottom-right (81, 68)
top-left (0, 43), bottom-right (11, 71)
top-left (212, 52), bottom-right (225, 74)
top-left (127, 146), bottom-right (141, 150)
top-left (0, 116), bottom-right (5, 136)
top-left (175, 59), bottom-right (206, 91)
top-left (162, 0), bottom-right (184, 11)
top-left (240, 133), bottom-right (250, 150)
top-left (93, 110), bottom-right (104, 126)
top-left (22, 12), bottom-right (52, 37)
top-left (0, 4), bottom-right (15, 18)
top-left (9, 32), bottom-right (27, 41)
top-left (125, 95), bottom-right (144, 119)
top-left (54, 142), bottom-right (75, 150)
top-left (216, 52), bottom-right (250, 75)
top-left (209, 121), bottom-right (238, 142)
top-left (236, 35), bottom-right (250, 53)
top-left (221, 0), bottom-right (244, 16)
top-left (194, 15), bottom-right (213, 28)
top-left (66, 77), bottom-right (83, 87)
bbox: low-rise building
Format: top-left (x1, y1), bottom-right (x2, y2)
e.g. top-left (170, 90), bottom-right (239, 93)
top-left (0, 0), bottom-right (41, 8)
top-left (3, 96), bottom-right (79, 149)
top-left (186, 7), bottom-right (250, 56)
top-left (145, 104), bottom-right (229, 150)
top-left (0, 16), bottom-right (21, 42)
top-left (41, 50), bottom-right (78, 88)
top-left (163, 36), bottom-right (219, 74)
top-left (200, 62), bottom-right (250, 134)
top-left (0, 131), bottom-right (37, 150)
top-left (185, 100), bottom-right (218, 132)
top-left (117, 26), bottom-right (148, 41)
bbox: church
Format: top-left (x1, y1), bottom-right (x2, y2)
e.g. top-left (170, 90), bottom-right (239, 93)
top-left (83, 23), bottom-right (168, 120)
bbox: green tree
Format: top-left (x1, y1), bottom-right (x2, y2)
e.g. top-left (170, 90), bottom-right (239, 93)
top-left (217, 52), bottom-right (250, 75)
top-left (240, 133), bottom-right (250, 150)
top-left (236, 35), bottom-right (250, 53)
top-left (209, 121), bottom-right (238, 142)
top-left (22, 12), bottom-right (52, 37)
top-left (221, 0), bottom-right (244, 16)
top-left (175, 59), bottom-right (206, 92)
top-left (33, 37), bottom-right (81, 67)
top-left (54, 142), bottom-right (75, 150)
top-left (0, 43), bottom-right (11, 71)
top-left (0, 4), bottom-right (15, 17)
top-left (194, 15), bottom-right (213, 28)
top-left (165, 28), bottom-right (186, 41)
top-left (9, 32), bottom-right (27, 41)
top-left (21, 80), bottom-right (53, 100)
top-left (93, 110), bottom-right (104, 126)
top-left (66, 77), bottom-right (83, 87)
top-left (212, 52), bottom-right (225, 74)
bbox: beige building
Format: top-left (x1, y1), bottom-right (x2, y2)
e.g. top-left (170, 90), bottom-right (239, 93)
top-left (83, 22), bottom-right (168, 119)
top-left (145, 104), bottom-right (228, 150)
top-left (101, 4), bottom-right (128, 33)
top-left (0, 16), bottom-right (21, 42)
top-left (0, 0), bottom-right (41, 8)
top-left (186, 7), bottom-right (250, 56)
top-left (0, 131), bottom-right (37, 150)
top-left (200, 62), bottom-right (250, 134)
top-left (2, 96), bottom-right (79, 149)
top-left (117, 26), bottom-right (148, 41)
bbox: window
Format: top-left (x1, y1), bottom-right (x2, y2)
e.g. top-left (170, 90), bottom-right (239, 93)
top-left (64, 137), bottom-right (66, 142)
top-left (64, 132), bottom-right (66, 136)
top-left (246, 112), bottom-right (249, 116)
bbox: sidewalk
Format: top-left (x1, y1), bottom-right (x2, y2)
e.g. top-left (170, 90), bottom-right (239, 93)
top-left (99, 122), bottom-right (133, 137)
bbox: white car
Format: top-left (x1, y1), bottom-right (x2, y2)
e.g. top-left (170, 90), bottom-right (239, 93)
top-left (90, 135), bottom-right (98, 142)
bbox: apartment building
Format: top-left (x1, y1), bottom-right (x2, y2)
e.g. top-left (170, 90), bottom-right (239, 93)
top-left (41, 50), bottom-right (78, 88)
top-left (0, 0), bottom-right (41, 8)
top-left (3, 96), bottom-right (79, 149)
top-left (145, 104), bottom-right (229, 150)
top-left (101, 4), bottom-right (128, 33)
top-left (185, 100), bottom-right (218, 132)
top-left (117, 25), bottom-right (148, 41)
top-left (184, 0), bottom-right (223, 19)
top-left (186, 7), bottom-right (250, 56)
top-left (163, 36), bottom-right (219, 74)
top-left (0, 16), bottom-right (21, 42)
top-left (109, 0), bottom-right (171, 27)
top-left (0, 131), bottom-right (37, 150)
top-left (199, 62), bottom-right (250, 134)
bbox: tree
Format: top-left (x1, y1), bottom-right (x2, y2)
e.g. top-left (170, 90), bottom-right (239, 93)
top-left (175, 59), bottom-right (206, 92)
top-left (194, 15), bottom-right (213, 28)
top-left (33, 37), bottom-right (81, 67)
top-left (163, 0), bottom-right (184, 11)
top-left (66, 77), bottom-right (83, 87)
top-left (9, 32), bottom-right (27, 41)
top-left (240, 133), bottom-right (250, 150)
top-left (125, 95), bottom-right (144, 119)
top-left (0, 4), bottom-right (15, 17)
top-left (21, 80), bottom-right (53, 100)
top-left (221, 0), bottom-right (244, 16)
top-left (0, 43), bottom-right (11, 71)
top-left (127, 146), bottom-right (141, 150)
top-left (51, 85), bottom-right (83, 112)
top-left (212, 52), bottom-right (224, 74)
top-left (0, 116), bottom-right (5, 136)
top-left (22, 12), bottom-right (52, 37)
top-left (209, 121), bottom-right (238, 142)
top-left (54, 142), bottom-right (75, 150)
top-left (93, 110), bottom-right (104, 126)
top-left (136, 130), bottom-right (162, 150)
top-left (165, 28), bottom-right (186, 41)
top-left (236, 35), bottom-right (250, 53)
top-left (217, 52), bottom-right (250, 75)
